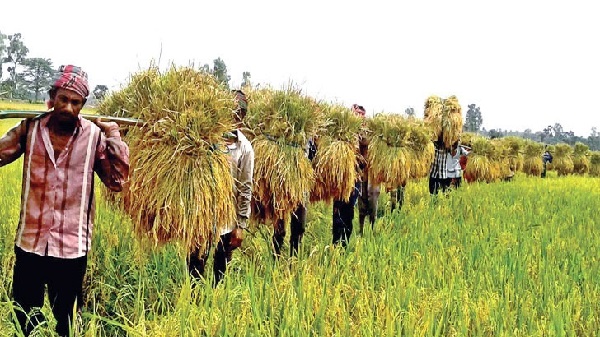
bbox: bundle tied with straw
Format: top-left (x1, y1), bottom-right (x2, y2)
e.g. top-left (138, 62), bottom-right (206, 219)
top-left (522, 140), bottom-right (544, 176)
top-left (245, 85), bottom-right (324, 223)
top-left (589, 151), bottom-right (600, 177)
top-left (310, 103), bottom-right (363, 203)
top-left (424, 95), bottom-right (463, 148)
top-left (500, 136), bottom-right (525, 173)
top-left (572, 142), bottom-right (590, 174)
top-left (366, 114), bottom-right (413, 187)
top-left (97, 65), bottom-right (237, 253)
top-left (407, 118), bottom-right (435, 179)
top-left (552, 143), bottom-right (574, 176)
top-left (464, 136), bottom-right (494, 182)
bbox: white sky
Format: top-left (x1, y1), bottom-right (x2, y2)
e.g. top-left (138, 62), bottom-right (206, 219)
top-left (2, 0), bottom-right (598, 136)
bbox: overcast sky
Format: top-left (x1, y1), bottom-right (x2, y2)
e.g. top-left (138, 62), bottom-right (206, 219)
top-left (2, 0), bottom-right (598, 136)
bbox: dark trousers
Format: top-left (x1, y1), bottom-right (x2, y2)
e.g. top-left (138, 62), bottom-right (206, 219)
top-left (429, 177), bottom-right (451, 195)
top-left (332, 182), bottom-right (360, 247)
top-left (389, 185), bottom-right (405, 212)
top-left (12, 246), bottom-right (87, 337)
top-left (358, 181), bottom-right (380, 234)
top-left (332, 200), bottom-right (354, 247)
top-left (188, 232), bottom-right (235, 287)
top-left (272, 204), bottom-right (306, 257)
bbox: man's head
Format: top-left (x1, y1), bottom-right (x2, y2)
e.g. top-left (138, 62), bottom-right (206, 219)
top-left (351, 104), bottom-right (366, 117)
top-left (47, 65), bottom-right (89, 130)
top-left (232, 90), bottom-right (248, 125)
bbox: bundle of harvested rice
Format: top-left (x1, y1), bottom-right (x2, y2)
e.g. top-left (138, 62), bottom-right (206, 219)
top-left (572, 142), bottom-right (590, 174)
top-left (245, 85), bottom-right (324, 223)
top-left (490, 138), bottom-right (510, 180)
top-left (589, 152), bottom-right (600, 177)
top-left (366, 114), bottom-right (412, 187)
top-left (464, 136), bottom-right (495, 182)
top-left (407, 118), bottom-right (435, 179)
top-left (311, 103), bottom-right (363, 203)
top-left (424, 95), bottom-right (463, 148)
top-left (522, 140), bottom-right (544, 176)
top-left (97, 65), bottom-right (237, 252)
top-left (552, 143), bottom-right (574, 176)
top-left (499, 136), bottom-right (525, 172)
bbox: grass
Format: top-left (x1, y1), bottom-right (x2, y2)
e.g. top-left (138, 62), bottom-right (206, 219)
top-left (1, 112), bottom-right (600, 336)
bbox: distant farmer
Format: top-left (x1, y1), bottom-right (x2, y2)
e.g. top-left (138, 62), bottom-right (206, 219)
top-left (329, 104), bottom-right (366, 247)
top-left (0, 65), bottom-right (130, 337)
top-left (351, 104), bottom-right (381, 236)
top-left (541, 149), bottom-right (553, 178)
top-left (389, 181), bottom-right (406, 212)
top-left (272, 138), bottom-right (316, 257)
top-left (188, 89), bottom-right (254, 286)
top-left (446, 141), bottom-right (471, 188)
top-left (429, 136), bottom-right (451, 195)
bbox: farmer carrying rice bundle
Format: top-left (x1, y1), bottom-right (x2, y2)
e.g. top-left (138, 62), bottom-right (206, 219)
top-left (244, 85), bottom-right (324, 257)
top-left (1, 65), bottom-right (129, 337)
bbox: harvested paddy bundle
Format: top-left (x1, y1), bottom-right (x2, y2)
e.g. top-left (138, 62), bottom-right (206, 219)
top-left (464, 136), bottom-right (495, 182)
top-left (311, 103), bottom-right (363, 203)
top-left (490, 138), bottom-right (510, 180)
top-left (424, 95), bottom-right (463, 148)
top-left (97, 65), bottom-right (237, 252)
top-left (522, 140), bottom-right (544, 176)
top-left (552, 143), bottom-right (574, 176)
top-left (366, 114), bottom-right (412, 187)
top-left (407, 118), bottom-right (435, 179)
top-left (589, 152), bottom-right (600, 177)
top-left (572, 142), bottom-right (590, 174)
top-left (245, 85), bottom-right (324, 223)
top-left (500, 136), bottom-right (525, 172)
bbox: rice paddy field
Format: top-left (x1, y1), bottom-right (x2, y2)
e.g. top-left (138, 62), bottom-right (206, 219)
top-left (1, 112), bottom-right (600, 336)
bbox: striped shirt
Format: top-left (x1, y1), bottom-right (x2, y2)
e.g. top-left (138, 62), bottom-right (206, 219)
top-left (429, 141), bottom-right (450, 179)
top-left (0, 115), bottom-right (129, 258)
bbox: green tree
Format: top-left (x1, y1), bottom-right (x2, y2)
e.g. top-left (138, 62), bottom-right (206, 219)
top-left (241, 71), bottom-right (251, 88)
top-left (3, 33), bottom-right (29, 99)
top-left (464, 104), bottom-right (483, 132)
top-left (212, 57), bottom-right (230, 88)
top-left (404, 107), bottom-right (415, 117)
top-left (93, 84), bottom-right (109, 101)
top-left (22, 57), bottom-right (53, 101)
top-left (0, 31), bottom-right (7, 80)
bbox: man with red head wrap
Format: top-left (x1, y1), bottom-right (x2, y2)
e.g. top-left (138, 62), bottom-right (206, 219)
top-left (0, 65), bottom-right (130, 336)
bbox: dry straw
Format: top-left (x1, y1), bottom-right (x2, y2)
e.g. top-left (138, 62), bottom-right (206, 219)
top-left (244, 84), bottom-right (324, 223)
top-left (311, 103), bottom-right (363, 203)
top-left (573, 142), bottom-right (590, 174)
top-left (97, 64), bottom-right (237, 252)
top-left (553, 143), bottom-right (574, 176)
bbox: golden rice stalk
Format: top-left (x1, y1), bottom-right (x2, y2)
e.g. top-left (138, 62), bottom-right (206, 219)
top-left (464, 155), bottom-right (490, 182)
top-left (97, 64), bottom-right (237, 253)
top-left (407, 119), bottom-right (435, 179)
top-left (368, 137), bottom-right (411, 187)
top-left (311, 139), bottom-right (357, 203)
top-left (252, 137), bottom-right (315, 223)
top-left (522, 140), bottom-right (544, 176)
top-left (441, 95), bottom-right (463, 148)
top-left (553, 143), bottom-right (574, 176)
top-left (573, 142), bottom-right (590, 174)
top-left (310, 103), bottom-right (362, 203)
top-left (589, 152), bottom-right (600, 177)
top-left (424, 95), bottom-right (443, 140)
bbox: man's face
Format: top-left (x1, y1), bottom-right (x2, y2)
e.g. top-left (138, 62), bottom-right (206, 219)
top-left (49, 88), bottom-right (85, 128)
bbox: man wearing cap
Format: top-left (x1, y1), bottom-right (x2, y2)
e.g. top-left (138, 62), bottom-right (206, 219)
top-left (0, 65), bottom-right (130, 336)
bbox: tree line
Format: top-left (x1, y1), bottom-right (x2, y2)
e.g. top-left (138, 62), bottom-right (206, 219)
top-left (0, 31), bottom-right (250, 104)
top-left (2, 31), bottom-right (597, 149)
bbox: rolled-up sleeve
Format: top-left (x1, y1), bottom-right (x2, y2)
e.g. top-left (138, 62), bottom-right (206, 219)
top-left (0, 120), bottom-right (27, 167)
top-left (94, 126), bottom-right (130, 192)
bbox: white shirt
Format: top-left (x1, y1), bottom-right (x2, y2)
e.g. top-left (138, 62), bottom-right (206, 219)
top-left (446, 146), bottom-right (469, 179)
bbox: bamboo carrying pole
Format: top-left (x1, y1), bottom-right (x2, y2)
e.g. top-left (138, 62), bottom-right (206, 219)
top-left (0, 110), bottom-right (145, 126)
